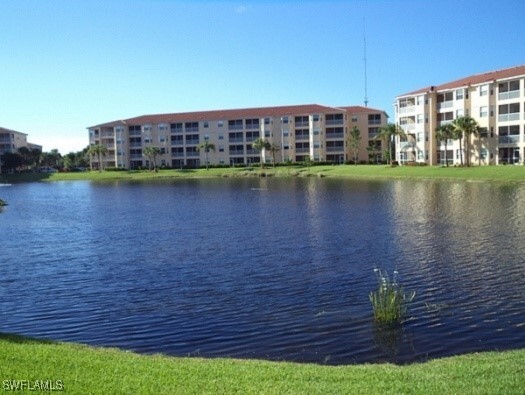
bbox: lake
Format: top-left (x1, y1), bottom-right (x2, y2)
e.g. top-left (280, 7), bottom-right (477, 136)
top-left (0, 178), bottom-right (524, 364)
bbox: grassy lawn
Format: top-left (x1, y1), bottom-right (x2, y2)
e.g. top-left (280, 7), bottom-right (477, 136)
top-left (3, 164), bottom-right (525, 183)
top-left (0, 334), bottom-right (523, 394)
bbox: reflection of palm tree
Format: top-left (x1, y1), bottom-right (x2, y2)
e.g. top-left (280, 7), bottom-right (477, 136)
top-left (252, 138), bottom-right (271, 168)
top-left (88, 144), bottom-right (108, 172)
top-left (142, 146), bottom-right (161, 172)
top-left (375, 123), bottom-right (406, 165)
top-left (435, 124), bottom-right (454, 166)
top-left (452, 116), bottom-right (479, 167)
top-left (197, 141), bottom-right (216, 170)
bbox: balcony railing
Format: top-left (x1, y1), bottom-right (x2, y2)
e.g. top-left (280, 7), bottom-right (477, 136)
top-left (326, 133), bottom-right (344, 139)
top-left (498, 91), bottom-right (520, 100)
top-left (295, 135), bottom-right (309, 141)
top-left (228, 125), bottom-right (243, 130)
top-left (398, 106), bottom-right (415, 114)
top-left (228, 137), bottom-right (244, 143)
top-left (437, 101), bottom-right (453, 109)
top-left (229, 150), bottom-right (244, 156)
top-left (129, 142), bottom-right (142, 147)
top-left (498, 135), bottom-right (521, 144)
top-left (399, 123), bottom-right (415, 131)
top-left (171, 152), bottom-right (184, 158)
top-left (326, 146), bottom-right (344, 152)
top-left (498, 113), bottom-right (520, 122)
top-left (295, 148), bottom-right (310, 153)
top-left (171, 140), bottom-right (184, 146)
top-left (325, 119), bottom-right (344, 125)
top-left (185, 139), bottom-right (200, 145)
top-left (295, 121), bottom-right (309, 127)
top-left (186, 151), bottom-right (200, 157)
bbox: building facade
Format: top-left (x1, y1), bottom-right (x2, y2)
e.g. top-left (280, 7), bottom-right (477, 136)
top-left (88, 104), bottom-right (388, 169)
top-left (394, 65), bottom-right (525, 165)
top-left (0, 127), bottom-right (42, 154)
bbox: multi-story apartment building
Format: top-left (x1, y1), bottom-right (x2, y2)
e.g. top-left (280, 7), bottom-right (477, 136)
top-left (394, 65), bottom-right (525, 165)
top-left (87, 104), bottom-right (388, 169)
top-left (0, 127), bottom-right (42, 154)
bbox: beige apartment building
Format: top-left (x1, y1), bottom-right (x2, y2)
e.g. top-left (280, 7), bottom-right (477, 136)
top-left (88, 104), bottom-right (388, 169)
top-left (395, 65), bottom-right (525, 165)
top-left (0, 127), bottom-right (42, 154)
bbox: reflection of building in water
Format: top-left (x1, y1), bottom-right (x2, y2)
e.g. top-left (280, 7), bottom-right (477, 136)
top-left (395, 65), bottom-right (525, 166)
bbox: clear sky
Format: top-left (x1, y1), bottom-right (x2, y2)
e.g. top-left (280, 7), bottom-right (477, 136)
top-left (1, 0), bottom-right (524, 154)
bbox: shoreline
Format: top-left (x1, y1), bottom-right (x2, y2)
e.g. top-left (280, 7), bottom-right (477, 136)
top-left (3, 164), bottom-right (525, 183)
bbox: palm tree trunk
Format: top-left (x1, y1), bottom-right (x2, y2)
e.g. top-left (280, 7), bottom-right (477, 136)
top-left (444, 140), bottom-right (448, 167)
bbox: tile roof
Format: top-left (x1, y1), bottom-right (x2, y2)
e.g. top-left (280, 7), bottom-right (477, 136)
top-left (88, 103), bottom-right (386, 129)
top-left (397, 64), bottom-right (525, 97)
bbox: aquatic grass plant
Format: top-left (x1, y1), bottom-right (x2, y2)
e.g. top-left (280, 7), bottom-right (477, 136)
top-left (369, 269), bottom-right (415, 325)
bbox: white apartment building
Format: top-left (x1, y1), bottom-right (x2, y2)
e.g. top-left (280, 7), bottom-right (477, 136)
top-left (87, 104), bottom-right (388, 169)
top-left (394, 65), bottom-right (525, 165)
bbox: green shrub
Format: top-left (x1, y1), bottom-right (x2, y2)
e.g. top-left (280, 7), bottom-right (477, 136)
top-left (369, 269), bottom-right (415, 325)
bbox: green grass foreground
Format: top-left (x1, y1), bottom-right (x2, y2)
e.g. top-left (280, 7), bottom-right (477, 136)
top-left (0, 334), bottom-right (523, 394)
top-left (3, 164), bottom-right (525, 183)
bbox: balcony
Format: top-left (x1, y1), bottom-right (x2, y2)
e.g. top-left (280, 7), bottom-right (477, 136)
top-left (171, 140), bottom-right (184, 146)
top-left (437, 101), bottom-right (453, 109)
top-left (498, 91), bottom-right (520, 100)
top-left (186, 151), bottom-right (200, 157)
top-left (228, 137), bottom-right (244, 143)
top-left (129, 130), bottom-right (141, 136)
top-left (326, 133), bottom-right (344, 139)
top-left (129, 142), bottom-right (142, 148)
top-left (229, 150), bottom-right (244, 156)
top-left (398, 105), bottom-right (415, 114)
top-left (498, 135), bottom-right (521, 144)
top-left (498, 113), bottom-right (520, 122)
top-left (325, 119), bottom-right (343, 126)
top-left (326, 146), bottom-right (344, 152)
top-left (295, 134), bottom-right (309, 141)
top-left (185, 139), bottom-right (200, 145)
top-left (228, 124), bottom-right (243, 131)
top-left (295, 121), bottom-right (309, 127)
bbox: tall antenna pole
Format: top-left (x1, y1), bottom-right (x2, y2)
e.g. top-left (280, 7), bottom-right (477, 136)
top-left (363, 19), bottom-right (369, 107)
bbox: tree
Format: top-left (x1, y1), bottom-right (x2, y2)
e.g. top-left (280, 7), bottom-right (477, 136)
top-left (269, 143), bottom-right (280, 167)
top-left (347, 126), bottom-right (362, 165)
top-left (40, 149), bottom-right (62, 168)
top-left (435, 123), bottom-right (454, 167)
top-left (375, 123), bottom-right (406, 165)
top-left (143, 146), bottom-right (161, 172)
top-left (88, 144), bottom-right (108, 172)
top-left (197, 140), bottom-right (216, 170)
top-left (452, 116), bottom-right (479, 167)
top-left (251, 137), bottom-right (271, 168)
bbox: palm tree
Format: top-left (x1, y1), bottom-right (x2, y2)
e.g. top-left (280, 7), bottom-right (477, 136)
top-left (452, 116), bottom-right (479, 167)
top-left (269, 143), bottom-right (280, 167)
top-left (347, 126), bottom-right (361, 165)
top-left (88, 144), bottom-right (108, 172)
top-left (143, 146), bottom-right (161, 172)
top-left (435, 123), bottom-right (454, 167)
top-left (252, 137), bottom-right (271, 168)
top-left (197, 140), bottom-right (216, 170)
top-left (375, 123), bottom-right (406, 165)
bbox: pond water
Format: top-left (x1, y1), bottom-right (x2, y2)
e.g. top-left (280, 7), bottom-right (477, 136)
top-left (0, 178), bottom-right (524, 364)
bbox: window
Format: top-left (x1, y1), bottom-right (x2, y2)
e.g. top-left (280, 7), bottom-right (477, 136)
top-left (456, 109), bottom-right (464, 118)
top-left (479, 127), bottom-right (488, 138)
top-left (313, 114), bottom-right (320, 122)
top-left (204, 134), bottom-right (210, 141)
top-left (326, 113), bottom-right (344, 125)
top-left (479, 106), bottom-right (488, 118)
top-left (479, 84), bottom-right (488, 96)
top-left (245, 118), bottom-right (260, 129)
top-left (368, 114), bottom-right (381, 125)
top-left (281, 116), bottom-right (289, 124)
top-left (159, 136), bottom-right (166, 143)
top-left (499, 80), bottom-right (521, 100)
top-left (203, 121), bottom-right (209, 128)
top-left (480, 149), bottom-right (488, 160)
top-left (264, 131), bottom-right (271, 138)
top-left (228, 119), bottom-right (243, 130)
top-left (185, 122), bottom-right (199, 132)
top-left (437, 92), bottom-right (453, 102)
top-left (498, 103), bottom-right (521, 121)
top-left (456, 89), bottom-right (464, 100)
top-left (351, 115), bottom-right (358, 122)
top-left (416, 95), bottom-right (424, 105)
top-left (416, 114), bottom-right (423, 124)
top-left (219, 145), bottom-right (224, 152)
top-left (143, 124), bottom-right (152, 132)
top-left (218, 121), bottom-right (224, 127)
top-left (158, 123), bottom-right (168, 131)
top-left (264, 118), bottom-right (270, 125)
top-left (170, 123), bottom-right (183, 133)
top-left (218, 133), bottom-right (224, 140)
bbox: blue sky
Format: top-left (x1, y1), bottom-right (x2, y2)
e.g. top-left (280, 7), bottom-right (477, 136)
top-left (1, 0), bottom-right (524, 153)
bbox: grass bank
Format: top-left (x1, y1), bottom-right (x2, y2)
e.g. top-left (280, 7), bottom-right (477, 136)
top-left (3, 164), bottom-right (525, 183)
top-left (0, 334), bottom-right (523, 394)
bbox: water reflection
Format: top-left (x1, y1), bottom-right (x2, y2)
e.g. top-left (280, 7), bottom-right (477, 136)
top-left (0, 179), bottom-right (524, 364)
